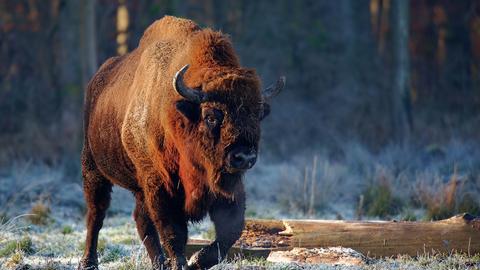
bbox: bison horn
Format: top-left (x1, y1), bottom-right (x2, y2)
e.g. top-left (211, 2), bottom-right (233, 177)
top-left (173, 64), bottom-right (207, 103)
top-left (262, 76), bottom-right (286, 101)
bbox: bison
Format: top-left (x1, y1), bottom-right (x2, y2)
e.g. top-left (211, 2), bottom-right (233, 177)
top-left (79, 16), bottom-right (284, 270)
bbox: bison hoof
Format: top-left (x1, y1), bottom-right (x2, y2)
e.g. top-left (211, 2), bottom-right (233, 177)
top-left (77, 258), bottom-right (98, 270)
top-left (163, 257), bottom-right (188, 270)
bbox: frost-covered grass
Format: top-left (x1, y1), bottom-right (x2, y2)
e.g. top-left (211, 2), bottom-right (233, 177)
top-left (1, 141), bottom-right (479, 221)
top-left (213, 254), bottom-right (480, 269)
top-left (246, 140), bottom-right (480, 220)
top-left (0, 215), bottom-right (149, 269)
top-left (0, 215), bottom-right (479, 270)
top-left (1, 140), bottom-right (480, 269)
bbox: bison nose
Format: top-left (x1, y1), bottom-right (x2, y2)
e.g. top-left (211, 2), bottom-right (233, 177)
top-left (227, 147), bottom-right (257, 170)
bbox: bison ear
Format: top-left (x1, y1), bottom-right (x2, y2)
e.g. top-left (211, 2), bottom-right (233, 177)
top-left (260, 103), bottom-right (271, 121)
top-left (176, 100), bottom-right (200, 122)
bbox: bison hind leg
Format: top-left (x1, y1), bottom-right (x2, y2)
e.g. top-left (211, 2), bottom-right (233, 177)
top-left (79, 148), bottom-right (113, 270)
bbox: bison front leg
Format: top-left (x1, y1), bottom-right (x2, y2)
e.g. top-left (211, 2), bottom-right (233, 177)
top-left (133, 193), bottom-right (165, 269)
top-left (145, 186), bottom-right (188, 270)
top-left (188, 188), bottom-right (246, 270)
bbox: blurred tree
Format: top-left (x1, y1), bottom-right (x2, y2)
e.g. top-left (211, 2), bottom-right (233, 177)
top-left (471, 2), bottom-right (480, 91)
top-left (441, 1), bottom-right (473, 112)
top-left (0, 0), bottom-right (66, 163)
top-left (117, 0), bottom-right (129, 55)
top-left (80, 0), bottom-right (99, 86)
top-left (97, 0), bottom-right (119, 63)
top-left (57, 1), bottom-right (82, 91)
top-left (124, 0), bottom-right (171, 50)
top-left (391, 0), bottom-right (412, 141)
top-left (1, 0), bottom-right (480, 164)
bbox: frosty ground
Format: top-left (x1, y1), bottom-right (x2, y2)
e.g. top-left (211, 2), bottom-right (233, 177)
top-left (1, 214), bottom-right (479, 270)
top-left (1, 141), bottom-right (480, 269)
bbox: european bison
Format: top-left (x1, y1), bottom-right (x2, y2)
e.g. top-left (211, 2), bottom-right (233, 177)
top-left (79, 16), bottom-right (284, 270)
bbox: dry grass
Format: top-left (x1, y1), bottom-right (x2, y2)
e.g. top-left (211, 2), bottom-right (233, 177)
top-left (258, 141), bottom-right (480, 220)
top-left (358, 177), bottom-right (403, 219)
top-left (413, 166), bottom-right (480, 221)
top-left (27, 202), bottom-right (52, 226)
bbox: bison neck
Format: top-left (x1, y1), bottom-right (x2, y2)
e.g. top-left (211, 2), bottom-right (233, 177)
top-left (177, 158), bottom-right (244, 221)
top-left (177, 158), bottom-right (214, 221)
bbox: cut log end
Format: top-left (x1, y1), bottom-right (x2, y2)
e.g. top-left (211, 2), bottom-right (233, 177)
top-left (463, 213), bottom-right (480, 231)
top-left (237, 219), bottom-right (290, 248)
top-left (443, 213), bottom-right (480, 231)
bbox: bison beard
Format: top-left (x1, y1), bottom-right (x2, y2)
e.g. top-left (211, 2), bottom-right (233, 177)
top-left (78, 16), bottom-right (284, 270)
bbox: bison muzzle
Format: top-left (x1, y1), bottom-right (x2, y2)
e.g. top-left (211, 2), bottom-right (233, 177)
top-left (78, 16), bottom-right (284, 270)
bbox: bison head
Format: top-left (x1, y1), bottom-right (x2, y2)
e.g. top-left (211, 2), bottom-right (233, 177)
top-left (172, 65), bottom-right (284, 196)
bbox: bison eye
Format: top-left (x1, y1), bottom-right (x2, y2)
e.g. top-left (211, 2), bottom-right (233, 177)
top-left (205, 115), bottom-right (218, 127)
top-left (203, 109), bottom-right (224, 130)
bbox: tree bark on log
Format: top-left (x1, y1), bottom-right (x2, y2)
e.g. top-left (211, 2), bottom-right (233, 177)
top-left (186, 213), bottom-right (480, 258)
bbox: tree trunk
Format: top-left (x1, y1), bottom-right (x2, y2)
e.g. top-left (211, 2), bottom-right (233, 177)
top-left (80, 0), bottom-right (98, 86)
top-left (391, 0), bottom-right (412, 141)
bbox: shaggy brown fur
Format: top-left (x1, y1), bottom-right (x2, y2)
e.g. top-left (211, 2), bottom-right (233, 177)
top-left (79, 16), bottom-right (281, 270)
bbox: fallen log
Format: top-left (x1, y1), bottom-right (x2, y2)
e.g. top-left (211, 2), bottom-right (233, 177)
top-left (186, 213), bottom-right (480, 259)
